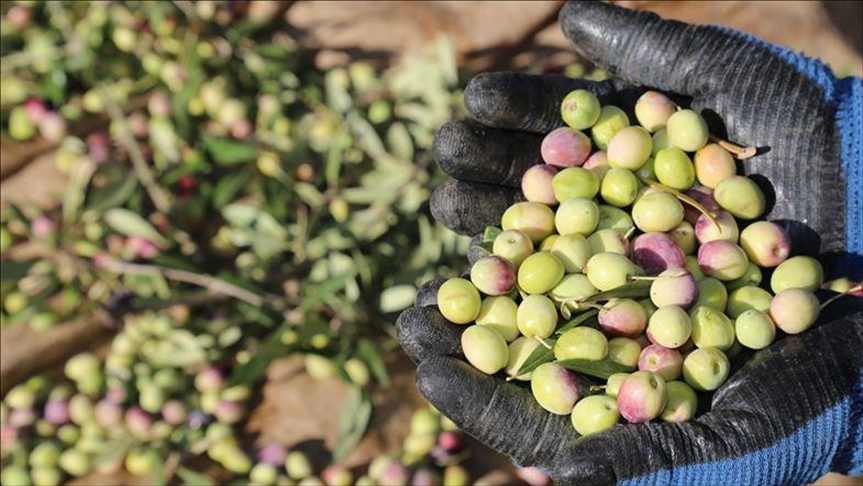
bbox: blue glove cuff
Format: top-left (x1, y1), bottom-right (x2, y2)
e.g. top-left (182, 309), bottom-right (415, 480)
top-left (725, 28), bottom-right (863, 264)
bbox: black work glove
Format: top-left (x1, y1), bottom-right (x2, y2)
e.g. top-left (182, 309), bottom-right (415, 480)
top-left (398, 1), bottom-right (863, 484)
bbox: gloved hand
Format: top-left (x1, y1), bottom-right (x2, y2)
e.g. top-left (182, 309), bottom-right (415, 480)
top-left (397, 1), bottom-right (863, 484)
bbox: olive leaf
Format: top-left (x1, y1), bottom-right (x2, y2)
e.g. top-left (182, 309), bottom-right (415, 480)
top-left (556, 309), bottom-right (600, 335)
top-left (582, 280), bottom-right (652, 303)
top-left (514, 340), bottom-right (555, 377)
top-left (556, 359), bottom-right (632, 380)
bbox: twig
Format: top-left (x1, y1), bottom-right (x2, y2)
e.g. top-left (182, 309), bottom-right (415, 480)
top-left (99, 87), bottom-right (172, 213)
top-left (99, 258), bottom-right (266, 308)
top-left (820, 284), bottom-right (863, 311)
top-left (709, 134), bottom-right (757, 160)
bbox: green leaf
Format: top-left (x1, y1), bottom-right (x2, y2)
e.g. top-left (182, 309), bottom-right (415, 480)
top-left (176, 466), bottom-right (214, 486)
top-left (0, 260), bottom-right (35, 283)
top-left (583, 280), bottom-right (652, 302)
top-left (386, 122), bottom-right (414, 161)
top-left (212, 171), bottom-right (250, 208)
top-left (357, 339), bottom-right (390, 387)
top-left (203, 136), bottom-right (258, 165)
top-left (515, 340), bottom-right (555, 377)
top-left (86, 175), bottom-right (138, 212)
top-left (556, 309), bottom-right (600, 335)
top-left (300, 270), bottom-right (358, 311)
top-left (332, 387), bottom-right (372, 463)
top-left (63, 160), bottom-right (97, 224)
top-left (294, 182), bottom-right (326, 208)
top-left (227, 338), bottom-right (293, 387)
top-left (482, 226), bottom-right (502, 243)
top-left (103, 208), bottom-right (168, 247)
top-left (556, 359), bottom-right (632, 380)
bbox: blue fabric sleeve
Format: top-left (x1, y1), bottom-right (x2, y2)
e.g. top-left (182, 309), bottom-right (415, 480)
top-left (727, 29), bottom-right (863, 264)
top-left (621, 372), bottom-right (862, 485)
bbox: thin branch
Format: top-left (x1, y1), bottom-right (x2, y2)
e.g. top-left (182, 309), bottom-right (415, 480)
top-left (99, 87), bottom-right (172, 213)
top-left (99, 258), bottom-right (267, 308)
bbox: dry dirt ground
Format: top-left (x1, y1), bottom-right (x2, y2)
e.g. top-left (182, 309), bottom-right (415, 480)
top-left (2, 2), bottom-right (861, 484)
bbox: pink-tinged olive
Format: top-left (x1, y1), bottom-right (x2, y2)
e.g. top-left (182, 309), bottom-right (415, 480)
top-left (516, 467), bottom-right (551, 486)
top-left (697, 240), bottom-right (749, 281)
top-left (553, 167), bottom-right (601, 201)
top-left (561, 89), bottom-right (602, 130)
top-left (591, 106), bottom-right (630, 151)
top-left (522, 165), bottom-right (559, 205)
top-left (608, 126), bottom-right (653, 170)
top-left (660, 381), bottom-right (698, 423)
top-left (541, 127), bottom-right (592, 167)
top-left (607, 337), bottom-right (642, 369)
top-left (632, 192), bottom-right (684, 232)
top-left (635, 90), bottom-right (677, 133)
top-left (549, 274), bottom-right (597, 303)
top-left (588, 228), bottom-right (630, 256)
top-left (683, 185), bottom-right (719, 225)
top-left (739, 221), bottom-right (790, 267)
top-left (617, 371), bottom-right (667, 423)
top-left (650, 268), bottom-right (698, 309)
top-left (770, 288), bottom-right (820, 334)
top-left (606, 373), bottom-right (630, 398)
top-left (669, 221), bottom-right (696, 255)
top-left (646, 305), bottom-right (692, 349)
top-left (470, 256), bottom-right (516, 296)
top-left (476, 296), bottom-right (519, 342)
top-left (584, 252), bottom-right (643, 291)
top-left (638, 345), bottom-right (683, 381)
top-left (714, 176), bottom-right (766, 220)
top-left (599, 299), bottom-right (648, 338)
top-left (583, 151), bottom-right (611, 179)
top-left (571, 395), bottom-right (620, 436)
top-left (501, 202), bottom-right (556, 244)
top-left (666, 109), bottom-right (709, 152)
top-left (598, 205), bottom-right (635, 234)
top-left (694, 277), bottom-right (728, 312)
top-left (531, 363), bottom-right (581, 415)
top-left (555, 327), bottom-right (608, 361)
top-left (600, 168), bottom-right (640, 207)
top-left (689, 306), bottom-right (736, 351)
top-left (555, 198), bottom-right (600, 236)
top-left (725, 262), bottom-right (763, 292)
top-left (518, 252), bottom-right (564, 294)
top-left (506, 336), bottom-right (542, 381)
top-left (437, 278), bottom-right (481, 325)
top-left (493, 229), bottom-right (534, 267)
top-left (632, 232), bottom-right (686, 275)
top-left (735, 310), bottom-right (777, 349)
top-left (726, 286), bottom-right (773, 319)
top-left (517, 294), bottom-right (559, 338)
top-left (682, 347), bottom-right (730, 391)
top-left (462, 325), bottom-right (509, 374)
top-left (539, 234), bottom-right (559, 251)
top-left (694, 143), bottom-right (736, 189)
top-left (551, 233), bottom-right (592, 273)
top-left (654, 147), bottom-right (695, 190)
top-left (652, 130), bottom-right (669, 156)
top-left (770, 256), bottom-right (824, 293)
top-left (195, 366), bottom-right (226, 393)
top-left (695, 210), bottom-right (739, 245)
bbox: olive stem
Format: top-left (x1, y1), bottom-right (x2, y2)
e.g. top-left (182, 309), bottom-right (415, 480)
top-left (623, 227), bottom-right (636, 240)
top-left (533, 335), bottom-right (553, 350)
top-left (709, 134), bottom-right (757, 160)
top-left (819, 284), bottom-right (863, 311)
top-left (589, 385), bottom-right (607, 392)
